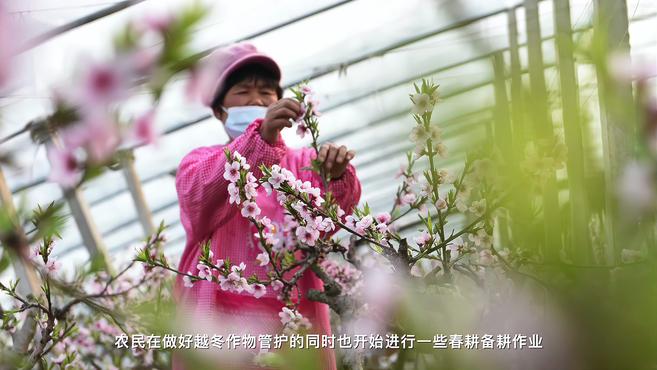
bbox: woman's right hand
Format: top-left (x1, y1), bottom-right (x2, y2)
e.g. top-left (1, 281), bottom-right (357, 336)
top-left (259, 98), bottom-right (302, 144)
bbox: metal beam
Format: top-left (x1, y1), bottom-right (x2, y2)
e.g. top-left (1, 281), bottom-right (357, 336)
top-left (17, 0), bottom-right (147, 53)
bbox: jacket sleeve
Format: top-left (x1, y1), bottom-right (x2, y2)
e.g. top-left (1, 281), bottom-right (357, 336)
top-left (296, 147), bottom-right (362, 217)
top-left (175, 118), bottom-right (287, 241)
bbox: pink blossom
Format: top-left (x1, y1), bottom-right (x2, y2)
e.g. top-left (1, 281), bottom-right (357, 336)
top-left (414, 231), bottom-right (431, 247)
top-left (447, 241), bottom-right (461, 258)
top-left (244, 182), bottom-right (258, 200)
top-left (278, 307), bottom-right (311, 334)
top-left (46, 259), bottom-right (61, 274)
top-left (256, 252), bottom-right (270, 266)
top-left (296, 102), bottom-right (308, 122)
top-left (183, 273), bottom-right (194, 288)
top-left (271, 279), bottom-right (284, 291)
top-left (219, 271), bottom-right (248, 292)
top-left (52, 353), bottom-right (67, 365)
top-left (296, 123), bottom-right (310, 138)
top-left (78, 61), bottom-right (131, 107)
top-left (61, 114), bottom-right (121, 163)
top-left (399, 192), bottom-right (417, 206)
top-left (276, 191), bottom-right (288, 205)
top-left (300, 180), bottom-right (313, 193)
top-left (94, 319), bottom-right (121, 337)
top-left (130, 108), bottom-right (158, 146)
top-left (260, 216), bottom-right (274, 229)
top-left (278, 307), bottom-right (297, 325)
top-left (375, 212), bottom-right (391, 225)
top-left (85, 120), bottom-right (121, 163)
top-left (282, 168), bottom-right (296, 182)
top-left (282, 214), bottom-right (298, 231)
top-left (435, 197), bottom-right (448, 210)
top-left (223, 162), bottom-right (241, 182)
top-left (314, 216), bottom-right (335, 232)
top-left (125, 48), bottom-right (160, 76)
top-left (234, 152), bottom-right (247, 167)
top-left (196, 263), bottom-right (212, 281)
top-left (289, 179), bottom-right (303, 192)
top-left (292, 201), bottom-right (312, 221)
top-left (231, 262), bottom-right (247, 273)
top-left (307, 97), bottom-right (321, 116)
top-left (320, 259), bottom-right (363, 296)
top-left (227, 182), bottom-right (241, 204)
top-left (469, 229), bottom-right (492, 248)
top-left (241, 201), bottom-right (261, 218)
top-left (301, 86), bottom-right (313, 95)
top-left (268, 172), bottom-right (286, 188)
top-left (302, 182), bottom-right (321, 199)
top-left (30, 247), bottom-right (41, 262)
top-left (46, 145), bottom-right (82, 189)
top-left (264, 231), bottom-right (280, 248)
top-left (295, 225), bottom-right (320, 246)
top-left (251, 283), bottom-right (266, 298)
top-left (356, 215), bottom-right (374, 230)
top-left (345, 215), bottom-right (358, 230)
top-left (279, 307), bottom-right (311, 333)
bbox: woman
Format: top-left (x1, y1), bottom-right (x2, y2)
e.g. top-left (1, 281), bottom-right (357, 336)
top-left (173, 42), bottom-right (361, 369)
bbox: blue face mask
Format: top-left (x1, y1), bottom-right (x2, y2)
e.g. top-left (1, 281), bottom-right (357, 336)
top-left (222, 105), bottom-right (268, 139)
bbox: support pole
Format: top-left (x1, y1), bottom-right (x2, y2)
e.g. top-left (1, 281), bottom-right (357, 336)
top-left (0, 169), bottom-right (41, 296)
top-left (119, 151), bottom-right (155, 237)
top-left (554, 0), bottom-right (592, 263)
top-left (524, 0), bottom-right (562, 262)
top-left (46, 133), bottom-right (113, 273)
top-left (492, 52), bottom-right (514, 248)
top-left (593, 0), bottom-right (635, 265)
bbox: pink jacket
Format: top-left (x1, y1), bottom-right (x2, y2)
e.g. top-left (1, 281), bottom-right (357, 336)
top-left (173, 118), bottom-right (361, 370)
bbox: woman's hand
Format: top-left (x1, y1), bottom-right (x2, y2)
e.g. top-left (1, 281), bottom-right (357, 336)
top-left (317, 143), bottom-right (355, 180)
top-left (259, 98), bottom-right (301, 144)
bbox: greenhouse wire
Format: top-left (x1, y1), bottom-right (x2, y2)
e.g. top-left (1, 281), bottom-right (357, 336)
top-left (6, 8), bottom-right (654, 195)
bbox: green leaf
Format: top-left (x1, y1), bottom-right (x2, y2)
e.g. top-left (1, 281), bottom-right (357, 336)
top-left (0, 252), bottom-right (10, 274)
top-left (29, 201), bottom-right (67, 241)
top-left (281, 252), bottom-right (296, 269)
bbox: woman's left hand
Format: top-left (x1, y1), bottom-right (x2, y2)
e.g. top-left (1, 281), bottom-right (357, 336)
top-left (317, 143), bottom-right (355, 180)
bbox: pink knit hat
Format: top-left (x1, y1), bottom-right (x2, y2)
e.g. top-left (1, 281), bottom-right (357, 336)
top-left (202, 42), bottom-right (281, 107)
